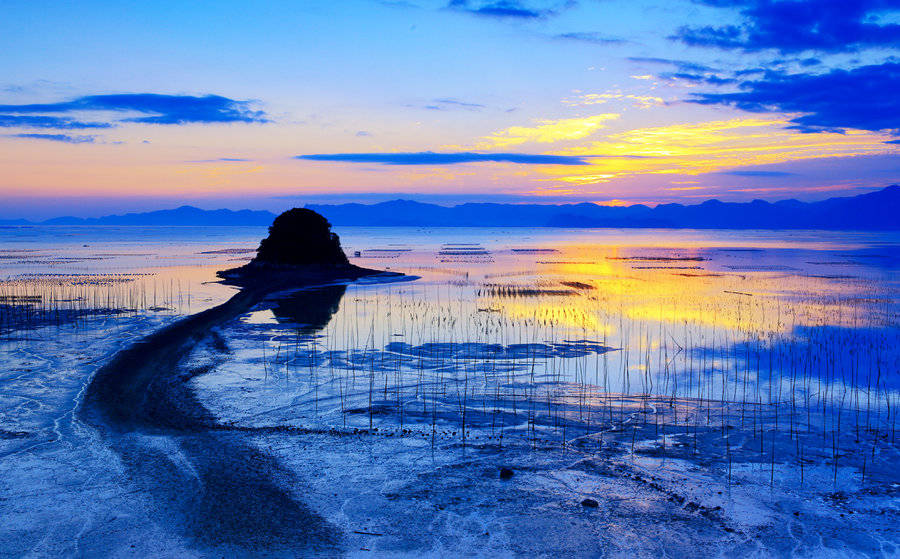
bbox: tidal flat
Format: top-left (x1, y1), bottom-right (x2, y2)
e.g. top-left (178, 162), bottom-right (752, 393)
top-left (1, 226), bottom-right (898, 557)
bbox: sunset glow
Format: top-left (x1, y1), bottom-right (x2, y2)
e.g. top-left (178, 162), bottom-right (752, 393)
top-left (1, 0), bottom-right (897, 218)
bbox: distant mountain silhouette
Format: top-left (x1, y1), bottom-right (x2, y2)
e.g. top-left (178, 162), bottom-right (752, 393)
top-left (309, 185), bottom-right (900, 230)
top-left (38, 206), bottom-right (277, 226)
top-left (2, 186), bottom-right (898, 230)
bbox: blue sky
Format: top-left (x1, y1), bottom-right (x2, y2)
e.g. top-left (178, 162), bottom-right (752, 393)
top-left (1, 0), bottom-right (898, 218)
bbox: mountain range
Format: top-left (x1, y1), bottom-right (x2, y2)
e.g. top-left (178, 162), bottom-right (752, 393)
top-left (3, 185), bottom-right (898, 230)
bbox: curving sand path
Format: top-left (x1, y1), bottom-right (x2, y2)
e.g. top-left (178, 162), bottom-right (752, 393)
top-left (78, 268), bottom-right (394, 554)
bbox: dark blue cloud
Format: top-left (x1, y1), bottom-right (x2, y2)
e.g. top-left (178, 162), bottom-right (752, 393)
top-left (674, 0), bottom-right (900, 53)
top-left (690, 62), bottom-right (900, 135)
top-left (0, 94), bottom-right (268, 125)
top-left (296, 151), bottom-right (591, 165)
top-left (9, 133), bottom-right (95, 143)
top-left (447, 0), bottom-right (572, 19)
top-left (0, 114), bottom-right (112, 129)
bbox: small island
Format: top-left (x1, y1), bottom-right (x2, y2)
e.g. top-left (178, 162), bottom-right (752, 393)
top-left (217, 207), bottom-right (388, 289)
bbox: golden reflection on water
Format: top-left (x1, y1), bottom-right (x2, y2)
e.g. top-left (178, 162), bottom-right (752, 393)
top-left (432, 242), bottom-right (884, 340)
top-left (304, 233), bottom-right (894, 414)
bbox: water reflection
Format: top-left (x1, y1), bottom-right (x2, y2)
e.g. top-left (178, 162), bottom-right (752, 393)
top-left (200, 231), bottom-right (900, 493)
top-left (271, 284), bottom-right (347, 330)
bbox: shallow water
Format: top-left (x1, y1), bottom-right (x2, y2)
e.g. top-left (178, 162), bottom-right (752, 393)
top-left (1, 226), bottom-right (899, 556)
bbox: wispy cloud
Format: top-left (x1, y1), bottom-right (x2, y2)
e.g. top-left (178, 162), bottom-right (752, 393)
top-left (554, 32), bottom-right (625, 45)
top-left (296, 151), bottom-right (591, 165)
top-left (539, 117), bottom-right (894, 185)
top-left (0, 93), bottom-right (268, 126)
top-left (563, 93), bottom-right (663, 109)
top-left (186, 158), bottom-right (254, 163)
top-left (722, 170), bottom-right (795, 177)
top-left (664, 73), bottom-right (736, 85)
top-left (627, 56), bottom-right (733, 85)
top-left (446, 0), bottom-right (573, 19)
top-left (469, 114), bottom-right (619, 148)
top-left (666, 185), bottom-right (707, 191)
top-left (421, 97), bottom-right (486, 111)
top-left (627, 57), bottom-right (717, 74)
top-left (8, 133), bottom-right (96, 143)
top-left (0, 114), bottom-right (112, 129)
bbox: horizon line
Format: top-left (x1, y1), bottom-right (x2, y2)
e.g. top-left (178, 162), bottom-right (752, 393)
top-left (3, 184), bottom-right (896, 223)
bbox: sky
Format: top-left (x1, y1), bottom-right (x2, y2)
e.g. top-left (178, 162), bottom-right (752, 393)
top-left (1, 0), bottom-right (899, 219)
